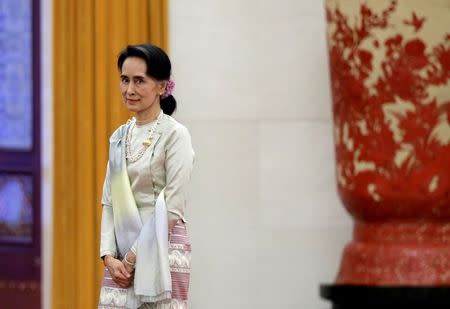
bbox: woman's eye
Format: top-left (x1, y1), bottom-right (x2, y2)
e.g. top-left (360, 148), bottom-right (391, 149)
top-left (121, 78), bottom-right (129, 83)
top-left (136, 79), bottom-right (143, 84)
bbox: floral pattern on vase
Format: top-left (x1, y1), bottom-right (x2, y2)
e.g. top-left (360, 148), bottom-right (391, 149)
top-left (326, 0), bottom-right (450, 284)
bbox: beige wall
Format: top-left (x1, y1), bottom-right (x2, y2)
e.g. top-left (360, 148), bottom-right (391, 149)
top-left (169, 1), bottom-right (352, 308)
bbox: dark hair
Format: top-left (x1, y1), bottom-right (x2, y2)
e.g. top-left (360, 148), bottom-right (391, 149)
top-left (117, 44), bottom-right (176, 115)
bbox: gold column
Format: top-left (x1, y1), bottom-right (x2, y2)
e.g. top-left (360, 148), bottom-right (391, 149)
top-left (52, 1), bottom-right (168, 308)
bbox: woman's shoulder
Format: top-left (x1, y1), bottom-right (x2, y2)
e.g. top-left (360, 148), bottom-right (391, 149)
top-left (109, 119), bottom-right (134, 142)
top-left (160, 114), bottom-right (191, 137)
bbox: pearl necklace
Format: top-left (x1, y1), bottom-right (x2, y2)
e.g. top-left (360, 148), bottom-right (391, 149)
top-left (125, 111), bottom-right (164, 163)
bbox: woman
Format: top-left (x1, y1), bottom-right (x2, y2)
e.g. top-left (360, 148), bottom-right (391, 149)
top-left (98, 44), bottom-right (194, 309)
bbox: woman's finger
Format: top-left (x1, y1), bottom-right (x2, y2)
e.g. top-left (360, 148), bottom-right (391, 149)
top-left (111, 264), bottom-right (129, 280)
top-left (113, 280), bottom-right (131, 288)
top-left (117, 263), bottom-right (132, 279)
top-left (112, 275), bottom-right (131, 285)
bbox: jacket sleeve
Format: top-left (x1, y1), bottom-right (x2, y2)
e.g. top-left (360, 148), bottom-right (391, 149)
top-left (100, 161), bottom-right (117, 258)
top-left (164, 124), bottom-right (195, 222)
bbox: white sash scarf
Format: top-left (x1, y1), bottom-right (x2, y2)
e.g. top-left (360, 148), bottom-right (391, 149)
top-left (108, 121), bottom-right (172, 308)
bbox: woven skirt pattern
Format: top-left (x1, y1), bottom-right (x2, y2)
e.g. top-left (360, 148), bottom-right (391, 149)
top-left (99, 220), bottom-right (191, 309)
top-left (140, 220), bottom-right (191, 308)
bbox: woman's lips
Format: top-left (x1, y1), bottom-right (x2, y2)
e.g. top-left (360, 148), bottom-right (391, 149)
top-left (127, 99), bottom-right (139, 104)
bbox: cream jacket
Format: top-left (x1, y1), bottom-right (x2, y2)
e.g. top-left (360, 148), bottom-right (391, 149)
top-left (100, 114), bottom-right (195, 258)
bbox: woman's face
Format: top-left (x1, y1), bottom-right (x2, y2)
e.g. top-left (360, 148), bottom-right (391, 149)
top-left (119, 56), bottom-right (165, 115)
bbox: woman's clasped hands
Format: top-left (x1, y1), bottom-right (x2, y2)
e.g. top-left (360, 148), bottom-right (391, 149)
top-left (104, 250), bottom-right (136, 288)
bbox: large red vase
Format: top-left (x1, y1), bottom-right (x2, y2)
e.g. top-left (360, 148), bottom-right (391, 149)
top-left (325, 0), bottom-right (450, 284)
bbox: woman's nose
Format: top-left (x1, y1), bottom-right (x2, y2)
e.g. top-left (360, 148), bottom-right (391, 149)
top-left (126, 82), bottom-right (136, 94)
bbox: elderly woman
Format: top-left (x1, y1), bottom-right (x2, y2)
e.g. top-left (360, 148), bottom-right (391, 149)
top-left (98, 44), bottom-right (194, 309)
